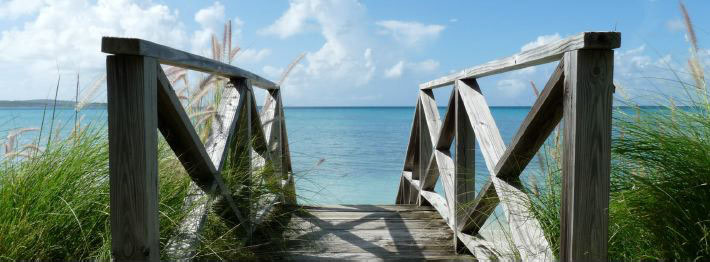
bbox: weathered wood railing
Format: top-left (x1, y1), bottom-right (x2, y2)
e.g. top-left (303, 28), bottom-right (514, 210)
top-left (396, 32), bottom-right (620, 261)
top-left (102, 37), bottom-right (294, 261)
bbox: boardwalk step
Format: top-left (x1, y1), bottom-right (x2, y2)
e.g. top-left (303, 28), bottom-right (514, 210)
top-left (266, 204), bottom-right (474, 261)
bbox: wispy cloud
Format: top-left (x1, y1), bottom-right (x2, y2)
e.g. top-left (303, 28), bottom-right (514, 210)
top-left (376, 20), bottom-right (445, 47)
top-left (384, 59), bottom-right (439, 79)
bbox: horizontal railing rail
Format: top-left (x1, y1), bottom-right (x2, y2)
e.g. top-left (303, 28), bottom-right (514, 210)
top-left (103, 37), bottom-right (294, 261)
top-left (102, 37), bottom-right (278, 89)
top-left (396, 31), bottom-right (619, 261)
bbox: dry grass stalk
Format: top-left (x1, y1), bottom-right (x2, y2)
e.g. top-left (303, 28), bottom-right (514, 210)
top-left (4, 128), bottom-right (40, 157)
top-left (680, 1), bottom-right (706, 92)
top-left (529, 81), bottom-right (540, 97)
top-left (279, 53), bottom-right (305, 85)
top-left (76, 74), bottom-right (107, 111)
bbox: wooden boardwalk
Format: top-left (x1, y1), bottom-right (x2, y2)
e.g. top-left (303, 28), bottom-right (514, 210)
top-left (275, 205), bottom-right (474, 261)
top-left (103, 31), bottom-right (620, 261)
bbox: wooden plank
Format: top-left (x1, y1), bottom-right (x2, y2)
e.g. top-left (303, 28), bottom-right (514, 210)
top-left (281, 253), bottom-right (473, 261)
top-left (420, 32), bottom-right (620, 89)
top-left (399, 171), bottom-right (421, 206)
top-left (278, 95), bottom-right (297, 205)
top-left (495, 60), bottom-right (564, 179)
top-left (457, 232), bottom-right (503, 261)
top-left (202, 79), bottom-right (250, 228)
top-left (457, 78), bottom-right (553, 261)
top-left (418, 90), bottom-right (441, 143)
top-left (404, 99), bottom-right (421, 175)
top-left (164, 183), bottom-right (215, 259)
top-left (305, 205), bottom-right (435, 212)
top-left (285, 239), bottom-right (454, 253)
top-left (290, 218), bottom-right (447, 231)
top-left (560, 49), bottom-right (613, 261)
top-left (278, 205), bottom-right (473, 261)
top-left (165, 79), bottom-right (251, 259)
top-left (101, 37), bottom-right (278, 89)
top-left (204, 80), bottom-right (246, 171)
top-left (261, 90), bottom-right (281, 160)
top-left (418, 96), bottom-right (436, 195)
top-left (395, 177), bottom-right (409, 205)
top-left (242, 88), bottom-right (255, 225)
top-left (419, 191), bottom-right (453, 229)
top-left (253, 194), bottom-right (278, 226)
top-left (306, 211), bottom-right (443, 220)
top-left (107, 55), bottom-right (159, 261)
top-left (402, 171), bottom-right (421, 190)
top-left (454, 87), bottom-right (476, 242)
top-left (156, 65), bottom-right (217, 188)
top-left (396, 99), bottom-right (420, 204)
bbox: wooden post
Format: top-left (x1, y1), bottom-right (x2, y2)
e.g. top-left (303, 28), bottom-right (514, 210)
top-left (107, 55), bottom-right (159, 261)
top-left (454, 88), bottom-right (476, 252)
top-left (560, 49), bottom-right (614, 261)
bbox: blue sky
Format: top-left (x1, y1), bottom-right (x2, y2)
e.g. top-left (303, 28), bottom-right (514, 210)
top-left (0, 0), bottom-right (708, 106)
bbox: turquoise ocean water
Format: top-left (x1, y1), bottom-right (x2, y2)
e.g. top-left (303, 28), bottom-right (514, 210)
top-left (0, 106), bottom-right (545, 204)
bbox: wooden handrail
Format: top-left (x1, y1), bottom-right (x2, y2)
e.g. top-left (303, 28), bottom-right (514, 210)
top-left (102, 37), bottom-right (278, 89)
top-left (105, 37), bottom-right (294, 261)
top-left (420, 32), bottom-right (619, 89)
top-left (397, 31), bottom-right (619, 261)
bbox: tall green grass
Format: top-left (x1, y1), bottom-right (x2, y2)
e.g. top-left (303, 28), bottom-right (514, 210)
top-left (0, 127), bottom-right (193, 259)
top-left (526, 2), bottom-right (710, 260)
top-left (0, 19), bottom-right (303, 260)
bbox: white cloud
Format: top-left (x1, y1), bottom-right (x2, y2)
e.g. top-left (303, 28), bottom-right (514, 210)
top-left (384, 59), bottom-right (439, 79)
top-left (236, 48), bottom-right (272, 63)
top-left (521, 33), bottom-right (561, 52)
top-left (376, 20), bottom-right (444, 47)
top-left (0, 0), bottom-right (44, 18)
top-left (195, 1), bottom-right (224, 29)
top-left (191, 2), bottom-right (246, 57)
top-left (0, 0), bottom-right (189, 100)
top-left (260, 0), bottom-right (377, 101)
top-left (259, 0), bottom-right (310, 38)
top-left (384, 61), bottom-right (404, 78)
top-left (615, 45), bottom-right (654, 78)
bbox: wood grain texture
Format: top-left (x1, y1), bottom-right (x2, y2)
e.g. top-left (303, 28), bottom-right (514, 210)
top-left (396, 99), bottom-right (421, 204)
top-left (107, 55), bottom-right (159, 261)
top-left (457, 78), bottom-right (553, 261)
top-left (560, 49), bottom-right (613, 262)
top-left (418, 91), bottom-right (439, 194)
top-left (420, 32), bottom-right (620, 89)
top-left (202, 79), bottom-right (250, 230)
top-left (399, 171), bottom-right (421, 207)
top-left (261, 89), bottom-right (281, 170)
top-left (278, 94), bottom-right (297, 205)
top-left (164, 183), bottom-right (216, 259)
top-left (457, 232), bottom-right (503, 261)
top-left (495, 61), bottom-right (565, 179)
top-left (165, 79), bottom-right (250, 259)
top-left (101, 37), bottom-right (278, 89)
top-left (270, 205), bottom-right (473, 261)
top-left (418, 191), bottom-right (452, 230)
top-left (454, 87), bottom-right (476, 242)
top-left (404, 98), bottom-right (421, 177)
